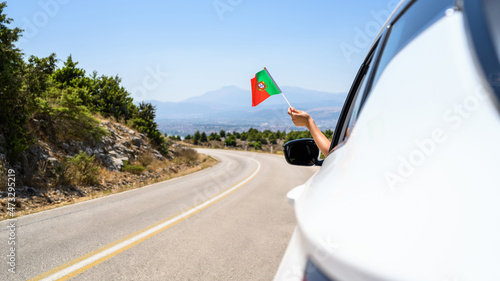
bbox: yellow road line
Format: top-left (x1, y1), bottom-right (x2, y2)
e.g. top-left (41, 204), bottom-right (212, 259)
top-left (29, 158), bottom-right (262, 281)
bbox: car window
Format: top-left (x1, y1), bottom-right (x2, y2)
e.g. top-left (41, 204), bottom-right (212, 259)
top-left (370, 0), bottom-right (455, 86)
top-left (329, 0), bottom-right (456, 153)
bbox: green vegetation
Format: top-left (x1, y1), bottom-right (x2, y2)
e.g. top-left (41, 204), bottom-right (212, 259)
top-left (187, 128), bottom-right (334, 150)
top-left (121, 161), bottom-right (146, 175)
top-left (0, 2), bottom-right (168, 164)
top-left (55, 152), bottom-right (101, 186)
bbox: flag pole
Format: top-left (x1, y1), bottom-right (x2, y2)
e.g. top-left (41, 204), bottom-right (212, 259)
top-left (281, 92), bottom-right (292, 108)
top-left (264, 67), bottom-right (293, 108)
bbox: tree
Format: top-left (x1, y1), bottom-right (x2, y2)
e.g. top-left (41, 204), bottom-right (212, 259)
top-left (0, 2), bottom-right (34, 161)
top-left (25, 54), bottom-right (57, 102)
top-left (193, 131), bottom-right (201, 145)
top-left (52, 55), bottom-right (87, 89)
top-left (200, 132), bottom-right (208, 142)
top-left (324, 129), bottom-right (334, 139)
top-left (208, 132), bottom-right (220, 141)
top-left (219, 130), bottom-right (226, 138)
top-left (239, 132), bottom-right (247, 141)
top-left (129, 102), bottom-right (168, 154)
top-left (225, 136), bottom-right (236, 147)
top-left (91, 75), bottom-right (136, 121)
top-left (269, 133), bottom-right (277, 144)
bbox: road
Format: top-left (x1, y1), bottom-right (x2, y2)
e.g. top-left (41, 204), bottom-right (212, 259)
top-left (0, 149), bottom-right (317, 280)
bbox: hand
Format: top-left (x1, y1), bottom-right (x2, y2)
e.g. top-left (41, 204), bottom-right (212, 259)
top-left (288, 107), bottom-right (312, 128)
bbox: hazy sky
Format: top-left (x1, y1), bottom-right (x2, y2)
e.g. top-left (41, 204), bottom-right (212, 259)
top-left (6, 0), bottom-right (399, 102)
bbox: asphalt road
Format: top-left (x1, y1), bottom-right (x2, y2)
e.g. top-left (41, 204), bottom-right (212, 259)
top-left (0, 149), bottom-right (317, 280)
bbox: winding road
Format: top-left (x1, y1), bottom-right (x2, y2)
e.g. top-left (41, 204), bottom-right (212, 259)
top-left (0, 149), bottom-right (317, 280)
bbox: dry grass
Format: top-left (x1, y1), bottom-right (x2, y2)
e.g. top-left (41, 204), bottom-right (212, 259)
top-left (174, 147), bottom-right (198, 165)
top-left (23, 159), bottom-right (50, 190)
top-left (145, 158), bottom-right (163, 172)
top-left (136, 152), bottom-right (154, 167)
top-left (5, 154), bottom-right (218, 219)
top-left (98, 167), bottom-right (114, 186)
top-left (0, 158), bottom-right (7, 192)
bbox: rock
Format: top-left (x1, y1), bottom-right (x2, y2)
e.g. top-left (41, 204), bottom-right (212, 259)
top-left (119, 156), bottom-right (129, 163)
top-left (62, 143), bottom-right (69, 151)
top-left (96, 153), bottom-right (126, 171)
top-left (114, 144), bottom-right (127, 152)
top-left (111, 158), bottom-right (125, 170)
top-left (47, 157), bottom-right (59, 167)
top-left (27, 187), bottom-right (39, 195)
top-left (101, 137), bottom-right (112, 146)
top-left (152, 150), bottom-right (164, 160)
top-left (109, 150), bottom-right (126, 159)
top-left (72, 188), bottom-right (84, 197)
top-left (85, 147), bottom-right (93, 155)
top-left (131, 137), bottom-right (143, 148)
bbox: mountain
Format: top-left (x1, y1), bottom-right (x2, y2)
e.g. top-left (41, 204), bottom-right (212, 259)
top-left (148, 86), bottom-right (347, 136)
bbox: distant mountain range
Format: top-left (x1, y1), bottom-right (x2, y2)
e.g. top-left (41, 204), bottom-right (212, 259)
top-left (148, 86), bottom-right (347, 137)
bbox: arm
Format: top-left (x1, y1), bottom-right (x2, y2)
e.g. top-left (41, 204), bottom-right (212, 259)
top-left (287, 107), bottom-right (331, 156)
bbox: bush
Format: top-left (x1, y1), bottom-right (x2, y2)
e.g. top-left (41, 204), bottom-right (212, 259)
top-left (177, 148), bottom-right (198, 164)
top-left (136, 153), bottom-right (154, 167)
top-left (55, 158), bottom-right (72, 186)
top-left (248, 141), bottom-right (262, 150)
top-left (71, 152), bottom-right (100, 185)
top-left (49, 88), bottom-right (109, 144)
top-left (121, 161), bottom-right (146, 175)
top-left (55, 152), bottom-right (100, 186)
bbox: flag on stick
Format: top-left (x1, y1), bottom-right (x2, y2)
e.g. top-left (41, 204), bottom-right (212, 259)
top-left (251, 68), bottom-right (291, 107)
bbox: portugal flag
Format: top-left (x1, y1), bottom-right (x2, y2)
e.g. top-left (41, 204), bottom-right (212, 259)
top-left (251, 68), bottom-right (282, 107)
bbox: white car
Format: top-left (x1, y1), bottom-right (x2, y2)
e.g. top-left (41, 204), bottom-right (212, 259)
top-left (277, 0), bottom-right (500, 280)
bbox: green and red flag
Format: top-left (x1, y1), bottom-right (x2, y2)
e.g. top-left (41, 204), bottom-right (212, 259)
top-left (251, 68), bottom-right (285, 107)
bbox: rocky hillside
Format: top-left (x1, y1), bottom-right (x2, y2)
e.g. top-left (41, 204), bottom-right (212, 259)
top-left (0, 119), bottom-right (216, 219)
top-left (38, 120), bottom-right (166, 172)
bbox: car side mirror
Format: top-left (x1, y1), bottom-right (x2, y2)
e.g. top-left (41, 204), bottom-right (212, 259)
top-left (283, 139), bottom-right (323, 166)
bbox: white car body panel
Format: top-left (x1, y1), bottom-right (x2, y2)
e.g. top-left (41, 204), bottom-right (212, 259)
top-left (276, 11), bottom-right (500, 281)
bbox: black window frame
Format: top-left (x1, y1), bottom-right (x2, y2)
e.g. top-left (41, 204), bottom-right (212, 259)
top-left (463, 0), bottom-right (500, 101)
top-left (329, 37), bottom-right (384, 152)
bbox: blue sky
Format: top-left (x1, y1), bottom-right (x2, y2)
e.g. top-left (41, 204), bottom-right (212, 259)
top-left (6, 0), bottom-right (399, 102)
